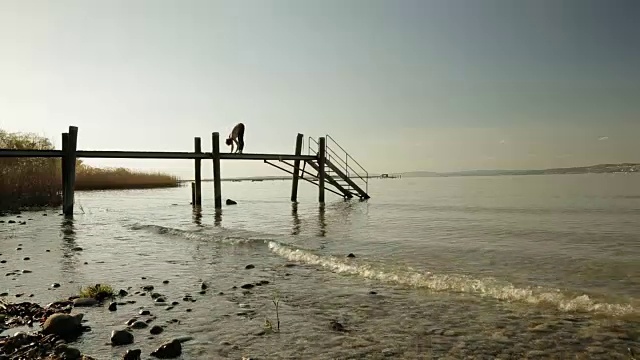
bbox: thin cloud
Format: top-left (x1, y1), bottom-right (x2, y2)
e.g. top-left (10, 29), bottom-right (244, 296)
top-left (598, 136), bottom-right (609, 141)
top-left (499, 139), bottom-right (506, 144)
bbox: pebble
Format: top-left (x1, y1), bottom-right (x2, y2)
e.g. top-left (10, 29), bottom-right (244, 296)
top-left (108, 302), bottom-right (118, 311)
top-left (200, 282), bottom-right (208, 290)
top-left (139, 310), bottom-right (151, 316)
top-left (150, 325), bottom-right (164, 335)
top-left (171, 301), bottom-right (179, 306)
top-left (199, 290), bottom-right (206, 295)
top-left (245, 264), bottom-right (255, 269)
top-left (129, 320), bottom-right (148, 329)
top-left (240, 284), bottom-right (254, 289)
top-left (23, 257), bottom-right (30, 261)
top-left (346, 253), bottom-right (356, 258)
top-left (150, 339), bottom-right (182, 358)
top-left (163, 280), bottom-right (170, 284)
top-left (123, 349), bottom-right (142, 360)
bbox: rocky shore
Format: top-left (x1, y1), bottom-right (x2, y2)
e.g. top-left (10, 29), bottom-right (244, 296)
top-left (0, 285), bottom-right (195, 359)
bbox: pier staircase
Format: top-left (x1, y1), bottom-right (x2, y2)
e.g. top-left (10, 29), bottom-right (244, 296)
top-left (264, 135), bottom-right (370, 200)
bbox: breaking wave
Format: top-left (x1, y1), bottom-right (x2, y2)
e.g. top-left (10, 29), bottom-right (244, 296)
top-left (132, 223), bottom-right (637, 317)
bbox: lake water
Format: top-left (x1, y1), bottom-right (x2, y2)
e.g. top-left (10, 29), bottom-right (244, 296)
top-left (1, 174), bottom-right (639, 359)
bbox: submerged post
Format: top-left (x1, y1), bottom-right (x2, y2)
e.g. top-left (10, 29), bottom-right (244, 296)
top-left (212, 132), bottom-right (222, 209)
top-left (191, 182), bottom-right (196, 205)
top-left (62, 126), bottom-right (78, 216)
top-left (318, 136), bottom-right (326, 203)
top-left (290, 133), bottom-right (304, 202)
top-left (193, 137), bottom-right (202, 206)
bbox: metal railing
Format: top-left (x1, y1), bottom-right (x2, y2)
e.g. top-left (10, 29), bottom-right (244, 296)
top-left (307, 135), bottom-right (369, 195)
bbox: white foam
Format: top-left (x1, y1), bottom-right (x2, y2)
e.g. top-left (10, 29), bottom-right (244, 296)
top-left (132, 223), bottom-right (637, 317)
top-left (267, 241), bottom-right (637, 317)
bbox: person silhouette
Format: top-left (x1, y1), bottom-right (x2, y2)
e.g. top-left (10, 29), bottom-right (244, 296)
top-left (225, 122), bottom-right (245, 153)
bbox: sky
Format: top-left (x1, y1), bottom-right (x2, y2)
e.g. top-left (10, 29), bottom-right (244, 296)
top-left (1, 0), bottom-right (639, 179)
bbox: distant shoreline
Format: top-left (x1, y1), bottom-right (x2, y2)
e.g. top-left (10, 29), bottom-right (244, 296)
top-left (177, 163), bottom-right (639, 183)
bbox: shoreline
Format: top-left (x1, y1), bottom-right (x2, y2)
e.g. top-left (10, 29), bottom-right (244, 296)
top-left (2, 198), bottom-right (639, 359)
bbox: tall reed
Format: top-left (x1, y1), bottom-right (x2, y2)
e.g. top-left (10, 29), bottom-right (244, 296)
top-left (1, 130), bottom-right (179, 211)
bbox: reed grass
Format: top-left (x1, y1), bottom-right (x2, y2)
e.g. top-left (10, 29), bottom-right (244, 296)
top-left (1, 130), bottom-right (179, 211)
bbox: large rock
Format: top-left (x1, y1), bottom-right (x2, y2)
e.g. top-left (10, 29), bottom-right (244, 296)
top-left (111, 329), bottom-right (134, 346)
top-left (42, 313), bottom-right (84, 338)
top-left (150, 339), bottom-right (182, 358)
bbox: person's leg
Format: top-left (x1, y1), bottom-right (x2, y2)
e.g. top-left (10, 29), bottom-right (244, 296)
top-left (237, 124), bottom-right (245, 153)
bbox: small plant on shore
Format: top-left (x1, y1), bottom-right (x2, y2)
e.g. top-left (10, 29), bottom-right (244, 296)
top-left (79, 283), bottom-right (115, 301)
top-left (264, 289), bottom-right (281, 333)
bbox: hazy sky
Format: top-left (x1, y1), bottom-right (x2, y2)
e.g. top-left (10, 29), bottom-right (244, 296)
top-left (1, 0), bottom-right (638, 179)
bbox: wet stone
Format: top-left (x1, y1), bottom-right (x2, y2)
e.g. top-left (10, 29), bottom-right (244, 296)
top-left (110, 329), bottom-right (134, 346)
top-left (108, 302), bottom-right (118, 311)
top-left (199, 290), bottom-right (206, 295)
top-left (245, 264), bottom-right (255, 269)
top-left (150, 325), bottom-right (164, 335)
top-left (171, 301), bottom-right (179, 306)
top-left (130, 320), bottom-right (148, 329)
top-left (240, 284), bottom-right (254, 289)
top-left (162, 280), bottom-right (170, 284)
top-left (139, 310), bottom-right (151, 316)
top-left (123, 348), bottom-right (142, 360)
top-left (51, 283), bottom-right (61, 288)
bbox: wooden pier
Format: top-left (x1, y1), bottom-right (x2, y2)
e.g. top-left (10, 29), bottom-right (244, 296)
top-left (0, 126), bottom-right (370, 216)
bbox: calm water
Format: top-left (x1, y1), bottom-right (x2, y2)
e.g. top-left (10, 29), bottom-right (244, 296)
top-left (1, 174), bottom-right (639, 359)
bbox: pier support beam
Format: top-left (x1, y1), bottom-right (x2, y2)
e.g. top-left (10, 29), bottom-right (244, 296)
top-left (318, 136), bottom-right (326, 204)
top-left (193, 137), bottom-right (202, 206)
top-left (212, 132), bottom-right (222, 209)
top-left (290, 133), bottom-right (304, 202)
top-left (62, 126), bottom-right (78, 216)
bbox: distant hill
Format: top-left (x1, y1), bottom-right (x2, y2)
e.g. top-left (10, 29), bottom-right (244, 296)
top-left (401, 163), bottom-right (640, 178)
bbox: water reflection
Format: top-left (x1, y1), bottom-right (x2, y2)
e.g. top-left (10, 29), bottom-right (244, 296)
top-left (192, 207), bottom-right (203, 227)
top-left (214, 209), bottom-right (222, 227)
top-left (318, 203), bottom-right (326, 237)
top-left (291, 203), bottom-right (301, 235)
top-left (60, 218), bottom-right (80, 271)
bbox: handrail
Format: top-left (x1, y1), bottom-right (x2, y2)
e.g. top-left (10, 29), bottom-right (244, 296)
top-left (326, 135), bottom-right (368, 177)
top-left (305, 134), bottom-right (369, 196)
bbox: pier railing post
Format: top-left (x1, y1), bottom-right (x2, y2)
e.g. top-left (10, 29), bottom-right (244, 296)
top-left (212, 132), bottom-right (222, 209)
top-left (62, 126), bottom-right (78, 216)
top-left (194, 137), bottom-right (202, 206)
top-left (61, 132), bottom-right (68, 204)
top-left (318, 136), bottom-right (326, 204)
top-left (291, 133), bottom-right (304, 202)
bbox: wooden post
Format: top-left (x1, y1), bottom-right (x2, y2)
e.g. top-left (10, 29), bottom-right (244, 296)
top-left (290, 133), bottom-right (304, 202)
top-left (212, 132), bottom-right (222, 209)
top-left (61, 132), bottom-right (68, 204)
top-left (62, 126), bottom-right (78, 216)
top-left (191, 182), bottom-right (196, 205)
top-left (318, 136), bottom-right (326, 203)
top-left (193, 137), bottom-right (202, 206)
